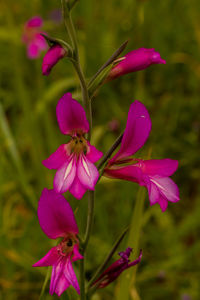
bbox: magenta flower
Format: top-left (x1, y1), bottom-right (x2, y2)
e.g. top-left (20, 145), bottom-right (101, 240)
top-left (33, 189), bottom-right (83, 296)
top-left (43, 93), bottom-right (103, 199)
top-left (107, 48), bottom-right (166, 80)
top-left (93, 248), bottom-right (142, 288)
top-left (42, 44), bottom-right (67, 75)
top-left (22, 16), bottom-right (47, 59)
top-left (104, 101), bottom-right (180, 212)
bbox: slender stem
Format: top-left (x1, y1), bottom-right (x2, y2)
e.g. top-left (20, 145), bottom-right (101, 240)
top-left (83, 191), bottom-right (95, 250)
top-left (61, 3), bottom-right (94, 299)
top-left (97, 132), bottom-right (123, 170)
top-left (80, 258), bottom-right (86, 300)
top-left (39, 267), bottom-right (51, 300)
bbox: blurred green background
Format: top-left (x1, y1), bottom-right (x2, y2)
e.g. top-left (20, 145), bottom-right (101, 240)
top-left (0, 0), bottom-right (200, 299)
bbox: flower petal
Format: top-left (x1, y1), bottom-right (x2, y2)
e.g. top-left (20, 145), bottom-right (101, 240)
top-left (63, 255), bottom-right (80, 294)
top-left (27, 42), bottom-right (40, 59)
top-left (86, 141), bottom-right (103, 163)
top-left (146, 181), bottom-right (160, 205)
top-left (104, 165), bottom-right (143, 184)
top-left (53, 155), bottom-right (76, 193)
top-left (50, 258), bottom-right (65, 295)
top-left (108, 48), bottom-right (166, 80)
top-left (38, 189), bottom-right (78, 239)
top-left (42, 44), bottom-right (66, 76)
top-left (34, 33), bottom-right (48, 50)
top-left (56, 93), bottom-right (89, 135)
top-left (72, 244), bottom-right (84, 262)
top-left (141, 159), bottom-right (178, 177)
top-left (42, 144), bottom-right (70, 170)
top-left (26, 16), bottom-right (43, 28)
top-left (33, 247), bottom-right (59, 267)
top-left (54, 273), bottom-right (71, 296)
top-left (77, 155), bottom-right (99, 190)
top-left (110, 101), bottom-right (151, 163)
top-left (69, 177), bottom-right (87, 199)
top-left (150, 176), bottom-right (180, 203)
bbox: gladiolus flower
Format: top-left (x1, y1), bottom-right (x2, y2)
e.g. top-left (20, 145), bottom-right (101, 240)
top-left (22, 16), bottom-right (47, 59)
top-left (42, 44), bottom-right (67, 75)
top-left (93, 248), bottom-right (142, 288)
top-left (104, 101), bottom-right (180, 212)
top-left (107, 48), bottom-right (166, 80)
top-left (43, 93), bottom-right (103, 199)
top-left (33, 189), bottom-right (83, 296)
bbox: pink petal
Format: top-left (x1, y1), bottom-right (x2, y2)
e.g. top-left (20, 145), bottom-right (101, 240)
top-left (63, 255), bottom-right (80, 294)
top-left (86, 142), bottom-right (103, 163)
top-left (26, 16), bottom-right (43, 28)
top-left (38, 189), bottom-right (78, 239)
top-left (56, 93), bottom-right (89, 135)
top-left (146, 181), bottom-right (160, 205)
top-left (50, 258), bottom-right (65, 295)
top-left (141, 159), bottom-right (178, 177)
top-left (150, 176), bottom-right (180, 203)
top-left (43, 144), bottom-right (70, 170)
top-left (104, 165), bottom-right (143, 184)
top-left (69, 177), bottom-right (87, 199)
top-left (110, 101), bottom-right (151, 163)
top-left (34, 33), bottom-right (48, 50)
top-left (72, 244), bottom-right (84, 262)
top-left (53, 155), bottom-right (76, 193)
top-left (158, 196), bottom-right (169, 212)
top-left (54, 273), bottom-right (70, 296)
top-left (42, 44), bottom-right (66, 76)
top-left (77, 155), bottom-right (99, 190)
top-left (108, 48), bottom-right (166, 80)
top-left (33, 247), bottom-right (59, 267)
top-left (27, 42), bottom-right (40, 59)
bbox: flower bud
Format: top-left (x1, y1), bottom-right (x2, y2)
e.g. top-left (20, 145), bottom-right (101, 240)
top-left (107, 48), bottom-right (166, 80)
top-left (42, 44), bottom-right (67, 76)
top-left (92, 248), bottom-right (142, 288)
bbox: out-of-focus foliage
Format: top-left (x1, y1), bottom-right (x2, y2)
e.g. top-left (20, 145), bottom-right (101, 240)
top-left (0, 0), bottom-right (200, 299)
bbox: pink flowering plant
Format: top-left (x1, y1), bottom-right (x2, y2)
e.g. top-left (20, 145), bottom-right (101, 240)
top-left (32, 0), bottom-right (180, 298)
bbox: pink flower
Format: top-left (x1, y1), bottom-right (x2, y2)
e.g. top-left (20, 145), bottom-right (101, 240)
top-left (93, 248), bottom-right (142, 288)
top-left (42, 44), bottom-right (67, 75)
top-left (104, 101), bottom-right (180, 212)
top-left (22, 16), bottom-right (47, 59)
top-left (43, 93), bottom-right (103, 199)
top-left (33, 189), bottom-right (83, 296)
top-left (107, 48), bottom-right (166, 80)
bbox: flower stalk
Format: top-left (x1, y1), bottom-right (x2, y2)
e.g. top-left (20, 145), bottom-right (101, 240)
top-left (61, 2), bottom-right (94, 299)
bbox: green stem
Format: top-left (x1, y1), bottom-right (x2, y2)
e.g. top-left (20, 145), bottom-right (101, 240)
top-left (61, 3), bottom-right (94, 300)
top-left (39, 267), bottom-right (51, 300)
top-left (97, 132), bottom-right (123, 170)
top-left (80, 258), bottom-right (86, 300)
top-left (83, 191), bottom-right (95, 250)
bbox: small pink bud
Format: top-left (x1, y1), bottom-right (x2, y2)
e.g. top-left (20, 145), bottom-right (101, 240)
top-left (42, 44), bottom-right (67, 76)
top-left (108, 48), bottom-right (166, 80)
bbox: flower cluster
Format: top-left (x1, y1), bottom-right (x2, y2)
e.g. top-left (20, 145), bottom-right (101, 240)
top-left (31, 13), bottom-right (180, 297)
